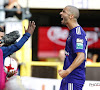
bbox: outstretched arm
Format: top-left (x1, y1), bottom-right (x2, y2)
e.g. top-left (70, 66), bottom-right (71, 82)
top-left (14, 21), bottom-right (36, 49)
top-left (1, 21), bottom-right (36, 59)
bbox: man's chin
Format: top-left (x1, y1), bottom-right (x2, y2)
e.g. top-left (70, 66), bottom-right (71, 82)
top-left (61, 21), bottom-right (65, 25)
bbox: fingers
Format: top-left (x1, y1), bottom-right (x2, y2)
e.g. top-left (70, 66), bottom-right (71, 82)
top-left (28, 21), bottom-right (36, 28)
top-left (14, 70), bottom-right (17, 74)
top-left (7, 70), bottom-right (17, 77)
top-left (30, 21), bottom-right (36, 26)
top-left (24, 21), bottom-right (35, 30)
top-left (27, 21), bottom-right (32, 30)
top-left (58, 70), bottom-right (62, 73)
top-left (29, 21), bottom-right (32, 27)
top-left (32, 21), bottom-right (35, 25)
top-left (26, 21), bottom-right (36, 34)
top-left (31, 21), bottom-right (36, 28)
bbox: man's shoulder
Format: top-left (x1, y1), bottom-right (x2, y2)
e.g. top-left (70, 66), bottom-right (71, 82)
top-left (71, 26), bottom-right (86, 36)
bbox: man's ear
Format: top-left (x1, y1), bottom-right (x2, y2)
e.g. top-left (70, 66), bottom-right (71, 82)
top-left (70, 14), bottom-right (74, 19)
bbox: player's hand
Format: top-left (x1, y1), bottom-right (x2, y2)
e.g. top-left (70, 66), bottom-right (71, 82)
top-left (58, 69), bottom-right (70, 78)
top-left (7, 71), bottom-right (17, 78)
top-left (24, 21), bottom-right (36, 35)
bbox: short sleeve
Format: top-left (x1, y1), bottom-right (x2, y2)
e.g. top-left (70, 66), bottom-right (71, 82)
top-left (72, 34), bottom-right (86, 53)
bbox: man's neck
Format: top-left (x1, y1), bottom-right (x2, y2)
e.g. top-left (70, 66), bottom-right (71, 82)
top-left (66, 21), bottom-right (79, 30)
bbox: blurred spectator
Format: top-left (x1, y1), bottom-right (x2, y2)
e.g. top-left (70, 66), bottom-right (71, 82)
top-left (86, 52), bottom-right (93, 63)
top-left (92, 54), bottom-right (98, 62)
top-left (88, 49), bottom-right (100, 62)
top-left (58, 49), bottom-right (65, 63)
top-left (4, 0), bottom-right (22, 21)
top-left (0, 0), bottom-right (5, 26)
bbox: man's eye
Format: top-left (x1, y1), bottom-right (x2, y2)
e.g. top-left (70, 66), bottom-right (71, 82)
top-left (63, 10), bottom-right (64, 12)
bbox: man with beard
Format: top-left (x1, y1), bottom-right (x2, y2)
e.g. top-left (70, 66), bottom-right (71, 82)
top-left (58, 5), bottom-right (87, 90)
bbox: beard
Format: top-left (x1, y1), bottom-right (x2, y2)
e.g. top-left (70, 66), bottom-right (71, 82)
top-left (61, 15), bottom-right (69, 25)
top-left (61, 19), bottom-right (68, 25)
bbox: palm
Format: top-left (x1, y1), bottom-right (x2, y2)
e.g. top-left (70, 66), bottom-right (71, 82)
top-left (24, 21), bottom-right (36, 35)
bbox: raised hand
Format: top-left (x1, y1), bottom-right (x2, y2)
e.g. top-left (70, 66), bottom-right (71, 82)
top-left (24, 21), bottom-right (36, 35)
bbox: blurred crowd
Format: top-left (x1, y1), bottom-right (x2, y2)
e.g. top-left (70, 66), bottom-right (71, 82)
top-left (0, 0), bottom-right (22, 27)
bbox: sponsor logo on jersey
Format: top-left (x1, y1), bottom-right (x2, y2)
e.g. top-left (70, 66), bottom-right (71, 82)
top-left (76, 38), bottom-right (83, 43)
top-left (76, 38), bottom-right (83, 49)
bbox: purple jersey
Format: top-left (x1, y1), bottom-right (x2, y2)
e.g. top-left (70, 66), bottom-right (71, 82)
top-left (63, 26), bottom-right (87, 84)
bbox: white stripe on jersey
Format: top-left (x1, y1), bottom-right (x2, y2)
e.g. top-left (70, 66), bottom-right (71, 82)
top-left (68, 83), bottom-right (73, 90)
top-left (76, 27), bottom-right (81, 35)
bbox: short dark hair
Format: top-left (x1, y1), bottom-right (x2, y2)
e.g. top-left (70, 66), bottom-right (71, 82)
top-left (66, 5), bottom-right (79, 19)
top-left (0, 27), bottom-right (4, 32)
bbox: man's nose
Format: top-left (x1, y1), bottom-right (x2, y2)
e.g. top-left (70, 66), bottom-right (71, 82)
top-left (60, 11), bottom-right (62, 15)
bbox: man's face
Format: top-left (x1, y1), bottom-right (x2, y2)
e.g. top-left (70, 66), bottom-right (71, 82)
top-left (60, 7), bottom-right (70, 25)
top-left (0, 32), bottom-right (4, 47)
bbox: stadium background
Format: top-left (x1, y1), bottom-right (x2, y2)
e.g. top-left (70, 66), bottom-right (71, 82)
top-left (1, 0), bottom-right (100, 90)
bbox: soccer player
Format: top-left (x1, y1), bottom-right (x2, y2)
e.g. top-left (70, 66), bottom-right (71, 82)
top-left (58, 5), bottom-right (87, 90)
